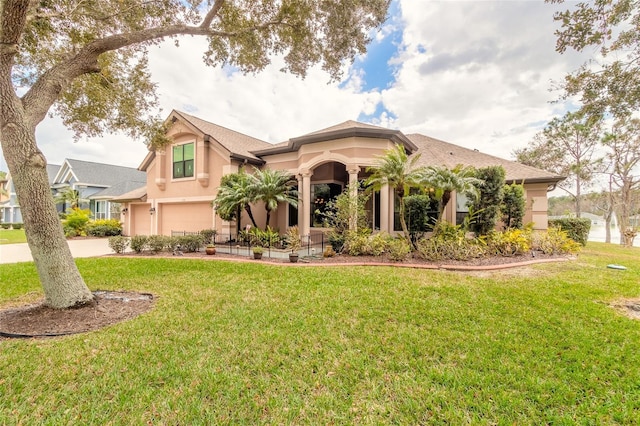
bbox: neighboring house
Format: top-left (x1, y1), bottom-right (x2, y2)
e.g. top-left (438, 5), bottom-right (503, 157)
top-left (115, 110), bottom-right (564, 237)
top-left (1, 159), bottom-right (145, 224)
top-left (51, 159), bottom-right (146, 219)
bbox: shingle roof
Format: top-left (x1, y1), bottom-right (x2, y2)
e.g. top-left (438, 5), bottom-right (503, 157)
top-left (301, 120), bottom-right (389, 137)
top-left (46, 164), bottom-right (61, 185)
top-left (64, 159), bottom-right (146, 187)
top-left (90, 180), bottom-right (147, 199)
top-left (173, 111), bottom-right (272, 161)
top-left (407, 133), bottom-right (563, 183)
top-left (110, 185), bottom-right (147, 202)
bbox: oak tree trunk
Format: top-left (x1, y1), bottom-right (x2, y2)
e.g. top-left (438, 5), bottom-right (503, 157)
top-left (1, 100), bottom-right (93, 308)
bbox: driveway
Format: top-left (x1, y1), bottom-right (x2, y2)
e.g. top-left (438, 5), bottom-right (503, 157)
top-left (0, 239), bottom-right (112, 264)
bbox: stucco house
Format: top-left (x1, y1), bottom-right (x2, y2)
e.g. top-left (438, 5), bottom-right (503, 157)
top-left (114, 110), bottom-right (563, 238)
top-left (1, 159), bottom-right (146, 224)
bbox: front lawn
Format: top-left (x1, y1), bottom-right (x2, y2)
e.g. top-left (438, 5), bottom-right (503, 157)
top-left (0, 228), bottom-right (26, 245)
top-left (1, 243), bottom-right (639, 424)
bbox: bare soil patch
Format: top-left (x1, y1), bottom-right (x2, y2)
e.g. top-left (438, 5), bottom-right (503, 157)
top-left (611, 299), bottom-right (640, 320)
top-left (0, 291), bottom-right (154, 340)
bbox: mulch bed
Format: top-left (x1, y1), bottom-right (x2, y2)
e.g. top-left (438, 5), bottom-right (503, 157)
top-left (0, 291), bottom-right (154, 340)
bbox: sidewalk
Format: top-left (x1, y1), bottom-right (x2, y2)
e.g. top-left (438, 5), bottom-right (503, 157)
top-left (0, 239), bottom-right (112, 264)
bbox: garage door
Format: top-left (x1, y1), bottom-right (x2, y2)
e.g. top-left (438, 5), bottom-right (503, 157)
top-left (160, 202), bottom-right (213, 235)
top-left (131, 203), bottom-right (151, 236)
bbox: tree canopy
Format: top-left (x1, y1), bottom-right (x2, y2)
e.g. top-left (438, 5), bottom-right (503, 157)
top-left (0, 0), bottom-right (390, 308)
top-left (551, 0), bottom-right (640, 118)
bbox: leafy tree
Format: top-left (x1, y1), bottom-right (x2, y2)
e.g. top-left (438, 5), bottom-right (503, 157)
top-left (501, 182), bottom-right (526, 230)
top-left (213, 170), bottom-right (258, 233)
top-left (602, 118), bottom-right (640, 246)
top-left (365, 144), bottom-right (426, 246)
top-left (249, 168), bottom-right (298, 230)
top-left (323, 183), bottom-right (370, 234)
top-left (55, 187), bottom-right (88, 211)
top-left (0, 0), bottom-right (389, 308)
top-left (468, 166), bottom-right (504, 235)
top-left (551, 0), bottom-right (640, 119)
top-left (514, 111), bottom-right (602, 217)
top-left (423, 164), bottom-right (480, 222)
top-left (404, 194), bottom-right (438, 242)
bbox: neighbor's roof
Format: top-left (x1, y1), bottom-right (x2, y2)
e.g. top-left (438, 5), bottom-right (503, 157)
top-left (54, 159), bottom-right (146, 187)
top-left (90, 180), bottom-right (147, 199)
top-left (173, 110), bottom-right (272, 162)
top-left (46, 164), bottom-right (61, 185)
top-left (253, 120), bottom-right (417, 156)
top-left (407, 133), bottom-right (564, 183)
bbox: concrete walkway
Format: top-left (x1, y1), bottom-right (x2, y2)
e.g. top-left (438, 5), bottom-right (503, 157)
top-left (0, 239), bottom-right (112, 264)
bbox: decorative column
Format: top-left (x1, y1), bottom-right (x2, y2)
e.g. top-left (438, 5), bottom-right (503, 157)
top-left (155, 149), bottom-right (166, 191)
top-left (300, 170), bottom-right (312, 238)
top-left (380, 183), bottom-right (390, 233)
top-left (197, 137), bottom-right (210, 187)
top-left (296, 174), bottom-right (303, 228)
top-left (347, 165), bottom-right (360, 230)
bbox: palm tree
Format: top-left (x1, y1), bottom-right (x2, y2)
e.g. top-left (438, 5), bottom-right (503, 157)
top-left (55, 187), bottom-right (88, 210)
top-left (422, 164), bottom-right (480, 221)
top-left (365, 144), bottom-right (426, 246)
top-left (249, 168), bottom-right (298, 230)
top-left (213, 171), bottom-right (258, 231)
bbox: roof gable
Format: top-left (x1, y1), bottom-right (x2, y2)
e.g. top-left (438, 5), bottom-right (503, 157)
top-left (172, 110), bottom-right (272, 162)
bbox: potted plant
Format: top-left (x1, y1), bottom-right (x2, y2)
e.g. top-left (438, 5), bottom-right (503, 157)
top-left (205, 243), bottom-right (216, 255)
top-left (286, 226), bottom-right (301, 263)
top-left (252, 246), bottom-right (264, 260)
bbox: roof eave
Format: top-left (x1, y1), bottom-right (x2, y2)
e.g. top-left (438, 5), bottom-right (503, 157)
top-left (231, 153), bottom-right (265, 166)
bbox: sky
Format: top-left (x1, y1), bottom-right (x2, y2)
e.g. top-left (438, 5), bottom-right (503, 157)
top-left (1, 0), bottom-right (592, 173)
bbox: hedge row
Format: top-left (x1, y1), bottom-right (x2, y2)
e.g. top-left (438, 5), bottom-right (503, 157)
top-left (0, 223), bottom-right (23, 230)
top-left (548, 218), bottom-right (591, 246)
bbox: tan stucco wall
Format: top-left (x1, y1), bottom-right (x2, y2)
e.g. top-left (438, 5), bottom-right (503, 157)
top-left (524, 182), bottom-right (550, 230)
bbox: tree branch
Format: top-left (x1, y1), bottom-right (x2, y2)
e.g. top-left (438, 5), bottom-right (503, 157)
top-left (201, 0), bottom-right (225, 28)
top-left (21, 16), bottom-right (283, 127)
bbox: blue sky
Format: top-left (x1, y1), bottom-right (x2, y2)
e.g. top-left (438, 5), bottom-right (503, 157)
top-left (1, 0), bottom-right (590, 174)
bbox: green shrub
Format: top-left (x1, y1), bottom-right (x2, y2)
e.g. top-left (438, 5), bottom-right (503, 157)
top-left (531, 227), bottom-right (582, 254)
top-left (343, 230), bottom-right (371, 256)
top-left (548, 218), bottom-right (591, 246)
top-left (166, 236), bottom-right (181, 253)
top-left (501, 183), bottom-right (526, 229)
top-left (387, 238), bottom-right (411, 261)
top-left (11, 222), bottom-right (23, 230)
top-left (177, 234), bottom-right (205, 252)
top-left (327, 232), bottom-right (346, 253)
top-left (416, 221), bottom-right (485, 261)
top-left (369, 233), bottom-right (389, 256)
top-left (485, 229), bottom-right (531, 257)
top-left (404, 194), bottom-right (438, 240)
top-left (63, 209), bottom-right (91, 235)
top-left (130, 235), bottom-right (149, 253)
top-left (470, 166), bottom-right (505, 235)
top-left (241, 226), bottom-right (280, 247)
top-left (108, 236), bottom-right (130, 254)
top-left (86, 219), bottom-right (122, 237)
top-left (200, 229), bottom-right (217, 244)
top-left (147, 235), bottom-right (168, 254)
top-left (1, 223), bottom-right (10, 229)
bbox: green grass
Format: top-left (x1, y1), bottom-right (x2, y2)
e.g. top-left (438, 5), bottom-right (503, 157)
top-left (0, 228), bottom-right (26, 244)
top-left (1, 242), bottom-right (640, 424)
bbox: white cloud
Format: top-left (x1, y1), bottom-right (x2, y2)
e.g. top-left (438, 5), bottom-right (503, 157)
top-left (1, 1), bottom-right (595, 173)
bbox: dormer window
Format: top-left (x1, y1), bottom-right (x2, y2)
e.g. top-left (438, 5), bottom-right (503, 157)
top-left (173, 143), bottom-right (194, 178)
